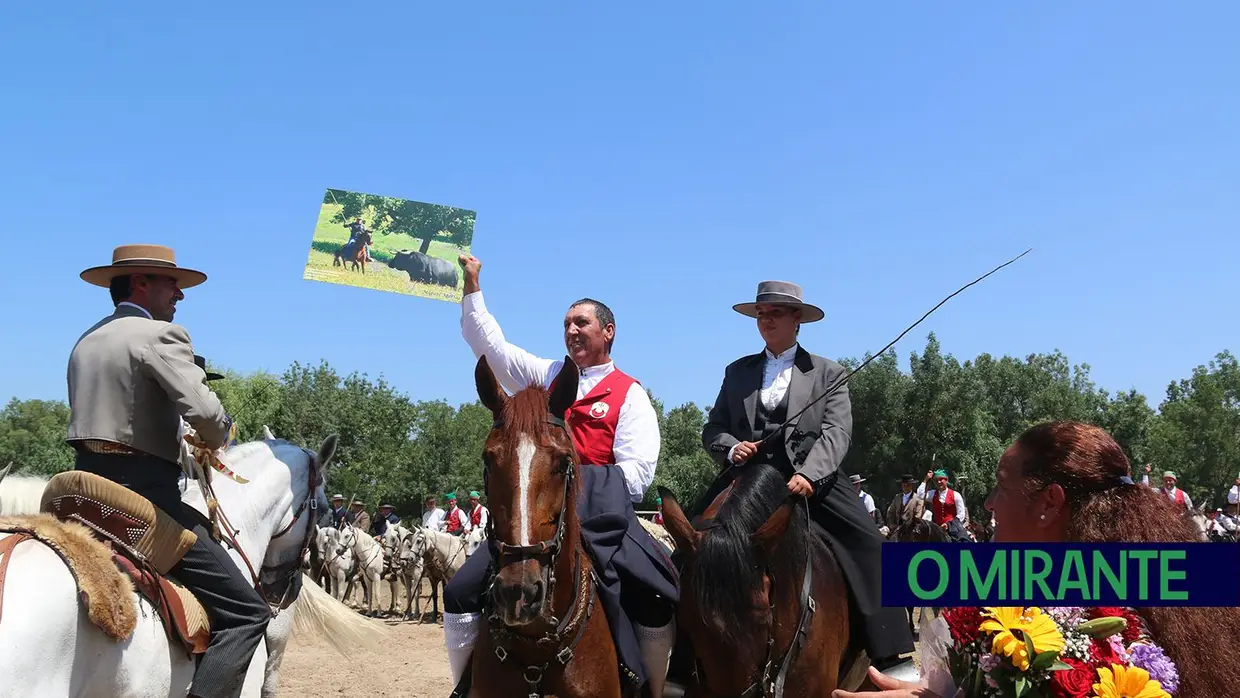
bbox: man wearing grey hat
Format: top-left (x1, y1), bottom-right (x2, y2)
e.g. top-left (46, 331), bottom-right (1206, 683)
top-left (698, 280), bottom-right (917, 682)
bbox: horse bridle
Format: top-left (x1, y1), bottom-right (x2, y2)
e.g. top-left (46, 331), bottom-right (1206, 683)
top-left (481, 413), bottom-right (596, 698)
top-left (215, 447), bottom-right (320, 616)
top-left (695, 497), bottom-right (817, 698)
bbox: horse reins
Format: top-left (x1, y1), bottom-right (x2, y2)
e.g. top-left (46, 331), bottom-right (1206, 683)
top-left (212, 447), bottom-right (320, 616)
top-left (482, 412), bottom-right (597, 696)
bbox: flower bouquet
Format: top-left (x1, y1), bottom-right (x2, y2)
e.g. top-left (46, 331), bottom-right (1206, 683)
top-left (921, 606), bottom-right (1179, 697)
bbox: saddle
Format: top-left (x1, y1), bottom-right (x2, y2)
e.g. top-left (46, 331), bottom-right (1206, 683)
top-left (0, 470), bottom-right (211, 656)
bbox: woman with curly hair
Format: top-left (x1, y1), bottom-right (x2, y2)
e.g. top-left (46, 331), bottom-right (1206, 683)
top-left (835, 420), bottom-right (1240, 698)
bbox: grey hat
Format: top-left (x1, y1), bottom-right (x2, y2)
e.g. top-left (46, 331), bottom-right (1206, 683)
top-left (849, 474), bottom-right (866, 484)
top-left (733, 281), bottom-right (824, 323)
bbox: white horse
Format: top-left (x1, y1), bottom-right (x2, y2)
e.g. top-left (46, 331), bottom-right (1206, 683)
top-left (417, 527), bottom-right (471, 624)
top-left (381, 523), bottom-right (425, 619)
top-left (337, 522), bottom-right (386, 616)
top-left (0, 435), bottom-right (388, 697)
top-left (321, 525), bottom-right (357, 604)
top-left (463, 525), bottom-right (487, 556)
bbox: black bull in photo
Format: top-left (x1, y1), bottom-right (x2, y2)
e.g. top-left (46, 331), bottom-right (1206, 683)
top-left (388, 250), bottom-right (460, 287)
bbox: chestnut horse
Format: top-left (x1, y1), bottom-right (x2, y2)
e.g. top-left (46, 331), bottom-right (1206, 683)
top-left (659, 465), bottom-right (870, 698)
top-left (468, 354), bottom-right (620, 698)
top-left (333, 230), bottom-right (371, 273)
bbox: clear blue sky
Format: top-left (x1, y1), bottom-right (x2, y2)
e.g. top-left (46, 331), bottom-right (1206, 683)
top-left (2, 3), bottom-right (1237, 414)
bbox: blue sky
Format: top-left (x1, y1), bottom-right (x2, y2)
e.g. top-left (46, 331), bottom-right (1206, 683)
top-left (2, 3), bottom-right (1237, 414)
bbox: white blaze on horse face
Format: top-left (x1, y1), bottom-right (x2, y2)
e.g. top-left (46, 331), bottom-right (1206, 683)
top-left (517, 434), bottom-right (536, 546)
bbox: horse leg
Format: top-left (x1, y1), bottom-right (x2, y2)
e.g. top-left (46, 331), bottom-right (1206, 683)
top-left (261, 608), bottom-right (295, 698)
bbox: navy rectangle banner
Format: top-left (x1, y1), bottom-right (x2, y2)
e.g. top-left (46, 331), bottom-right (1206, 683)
top-left (881, 542), bottom-right (1240, 607)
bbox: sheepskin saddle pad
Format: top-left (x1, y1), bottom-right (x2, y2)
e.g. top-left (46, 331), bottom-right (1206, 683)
top-left (0, 470), bottom-right (211, 655)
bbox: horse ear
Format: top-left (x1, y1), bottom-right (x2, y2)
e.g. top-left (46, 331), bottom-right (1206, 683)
top-left (475, 355), bottom-right (508, 417)
top-left (0, 462), bottom-right (11, 482)
top-left (657, 487), bottom-right (700, 554)
top-left (547, 358), bottom-right (578, 419)
top-left (317, 434), bottom-right (339, 471)
top-left (752, 501), bottom-right (794, 559)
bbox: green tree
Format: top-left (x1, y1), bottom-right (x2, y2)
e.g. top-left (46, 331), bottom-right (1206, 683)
top-left (0, 398), bottom-right (74, 476)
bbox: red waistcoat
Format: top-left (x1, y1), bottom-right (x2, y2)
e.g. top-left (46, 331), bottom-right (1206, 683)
top-left (445, 505), bottom-right (464, 533)
top-left (470, 505), bottom-right (486, 527)
top-left (550, 367), bottom-right (639, 466)
top-left (1165, 488), bottom-right (1186, 509)
top-left (932, 489), bottom-right (957, 524)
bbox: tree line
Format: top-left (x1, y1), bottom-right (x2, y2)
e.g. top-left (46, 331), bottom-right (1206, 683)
top-left (3, 335), bottom-right (1237, 519)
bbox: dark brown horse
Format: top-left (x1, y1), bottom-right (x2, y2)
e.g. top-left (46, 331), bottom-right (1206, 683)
top-left (659, 466), bottom-right (870, 698)
top-left (469, 354), bottom-right (621, 698)
top-left (333, 230), bottom-right (372, 273)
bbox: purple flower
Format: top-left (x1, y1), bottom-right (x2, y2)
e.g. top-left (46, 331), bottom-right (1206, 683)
top-left (1129, 643), bottom-right (1179, 693)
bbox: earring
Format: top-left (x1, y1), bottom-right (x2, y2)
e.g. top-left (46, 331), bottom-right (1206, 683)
top-left (1039, 514), bottom-right (1046, 520)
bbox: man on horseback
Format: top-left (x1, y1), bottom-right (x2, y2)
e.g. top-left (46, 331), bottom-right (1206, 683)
top-left (467, 490), bottom-right (489, 531)
top-left (441, 492), bottom-right (470, 536)
top-left (884, 474), bottom-right (926, 533)
top-left (66, 244), bottom-right (271, 698)
top-left (443, 254), bottom-right (678, 698)
top-left (922, 469), bottom-right (971, 542)
top-left (697, 280), bottom-right (918, 683)
top-left (345, 216), bottom-right (373, 262)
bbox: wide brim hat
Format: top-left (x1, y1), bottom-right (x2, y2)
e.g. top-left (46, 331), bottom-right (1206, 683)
top-left (848, 474), bottom-right (866, 484)
top-left (379, 504), bottom-right (394, 509)
top-left (898, 474), bottom-right (916, 484)
top-left (331, 494), bottom-right (344, 501)
top-left (193, 355), bottom-right (225, 381)
top-left (733, 280), bottom-right (824, 323)
top-left (80, 244), bottom-right (207, 289)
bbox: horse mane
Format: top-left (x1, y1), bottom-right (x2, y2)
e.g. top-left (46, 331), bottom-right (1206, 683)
top-left (895, 518), bottom-right (948, 542)
top-left (0, 472), bottom-right (50, 515)
top-left (692, 464), bottom-right (808, 648)
top-left (501, 384), bottom-right (558, 441)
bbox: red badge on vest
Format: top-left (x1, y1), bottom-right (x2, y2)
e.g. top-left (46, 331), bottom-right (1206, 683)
top-left (589, 401), bottom-right (609, 419)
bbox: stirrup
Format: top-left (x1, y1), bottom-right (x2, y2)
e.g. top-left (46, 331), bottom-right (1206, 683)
top-left (873, 656), bottom-right (919, 684)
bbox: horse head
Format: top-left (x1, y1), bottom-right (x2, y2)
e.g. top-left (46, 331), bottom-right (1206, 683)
top-left (474, 353), bottom-right (581, 627)
top-left (658, 465), bottom-right (814, 693)
top-left (256, 434), bottom-right (337, 602)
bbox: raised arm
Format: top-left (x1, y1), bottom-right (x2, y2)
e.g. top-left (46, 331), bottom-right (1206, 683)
top-left (459, 255), bottom-right (559, 394)
top-left (610, 384), bottom-right (662, 502)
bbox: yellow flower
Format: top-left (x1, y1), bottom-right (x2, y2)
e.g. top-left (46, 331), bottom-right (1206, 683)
top-left (1092, 663), bottom-right (1171, 698)
top-left (978, 607), bottom-right (1065, 671)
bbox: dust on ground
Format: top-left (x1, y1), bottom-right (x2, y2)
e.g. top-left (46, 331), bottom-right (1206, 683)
top-left (276, 580), bottom-right (925, 697)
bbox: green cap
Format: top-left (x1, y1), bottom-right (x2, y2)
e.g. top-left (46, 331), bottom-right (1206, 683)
top-left (445, 492), bottom-right (457, 500)
top-left (656, 497), bottom-right (662, 505)
top-left (933, 469), bottom-right (948, 479)
top-left (1162, 471), bottom-right (1177, 480)
top-left (469, 491), bottom-right (481, 498)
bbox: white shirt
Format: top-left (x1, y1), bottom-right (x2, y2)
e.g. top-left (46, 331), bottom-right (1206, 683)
top-left (422, 507), bottom-right (446, 530)
top-left (727, 343), bottom-right (798, 463)
top-left (921, 487), bottom-right (967, 522)
top-left (858, 490), bottom-right (876, 515)
top-left (461, 291), bottom-right (661, 502)
top-left (1228, 485), bottom-right (1239, 506)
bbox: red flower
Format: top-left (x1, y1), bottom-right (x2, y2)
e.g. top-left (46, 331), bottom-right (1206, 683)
top-left (1088, 638), bottom-right (1122, 668)
top-left (941, 607), bottom-right (984, 647)
top-left (1048, 657), bottom-right (1093, 698)
top-left (1087, 607), bottom-right (1143, 643)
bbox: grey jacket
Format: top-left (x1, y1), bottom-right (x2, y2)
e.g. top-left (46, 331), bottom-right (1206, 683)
top-left (66, 303), bottom-right (231, 465)
top-left (702, 345), bottom-right (853, 490)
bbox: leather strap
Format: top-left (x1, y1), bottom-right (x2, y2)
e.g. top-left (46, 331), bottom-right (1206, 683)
top-left (0, 533), bottom-right (33, 628)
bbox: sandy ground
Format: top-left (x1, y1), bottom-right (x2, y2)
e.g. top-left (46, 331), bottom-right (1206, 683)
top-left (276, 579), bottom-right (924, 697)
top-left (277, 578), bottom-right (454, 698)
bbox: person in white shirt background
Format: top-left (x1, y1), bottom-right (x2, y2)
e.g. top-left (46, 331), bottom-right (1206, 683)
top-left (850, 474), bottom-right (881, 528)
top-left (1227, 473), bottom-right (1239, 518)
top-left (421, 494), bottom-right (446, 530)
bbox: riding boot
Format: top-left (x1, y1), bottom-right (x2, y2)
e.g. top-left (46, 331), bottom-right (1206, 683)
top-left (444, 611), bottom-right (481, 687)
top-left (636, 619), bottom-right (676, 698)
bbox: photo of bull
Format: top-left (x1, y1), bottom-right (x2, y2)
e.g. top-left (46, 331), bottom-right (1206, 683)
top-left (388, 249), bottom-right (460, 288)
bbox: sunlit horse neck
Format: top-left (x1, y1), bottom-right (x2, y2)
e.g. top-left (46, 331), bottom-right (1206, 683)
top-left (470, 354), bottom-right (619, 698)
top-left (0, 464), bottom-right (48, 516)
top-left (661, 464), bottom-right (861, 697)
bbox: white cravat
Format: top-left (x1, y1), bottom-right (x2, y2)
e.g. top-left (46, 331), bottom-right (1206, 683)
top-left (759, 344), bottom-right (798, 411)
top-left (460, 291), bottom-right (661, 502)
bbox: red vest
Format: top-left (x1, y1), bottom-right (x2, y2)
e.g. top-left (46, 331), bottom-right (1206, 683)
top-left (470, 505), bottom-right (486, 527)
top-left (550, 368), bottom-right (638, 466)
top-left (932, 489), bottom-right (957, 525)
top-left (1165, 488), bottom-right (1186, 509)
top-left (445, 505), bottom-right (464, 533)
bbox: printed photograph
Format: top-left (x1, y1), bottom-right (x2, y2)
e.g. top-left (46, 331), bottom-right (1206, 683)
top-left (303, 188), bottom-right (476, 303)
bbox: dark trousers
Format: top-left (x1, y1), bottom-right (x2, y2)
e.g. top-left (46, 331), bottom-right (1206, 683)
top-left (75, 452), bottom-right (271, 698)
top-left (694, 464), bottom-right (915, 661)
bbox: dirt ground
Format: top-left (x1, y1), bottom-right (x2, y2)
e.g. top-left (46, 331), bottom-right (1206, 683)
top-left (276, 579), bottom-right (923, 697)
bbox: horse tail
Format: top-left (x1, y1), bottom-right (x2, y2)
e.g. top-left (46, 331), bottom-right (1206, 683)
top-left (290, 572), bottom-right (389, 656)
